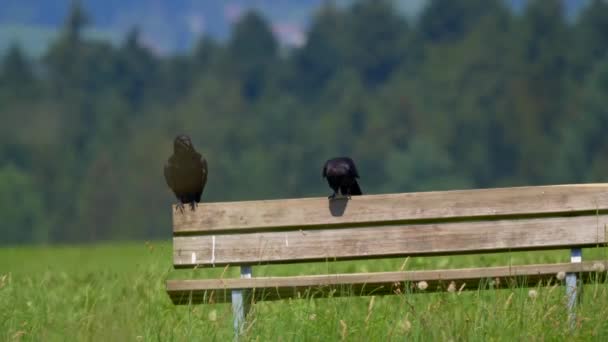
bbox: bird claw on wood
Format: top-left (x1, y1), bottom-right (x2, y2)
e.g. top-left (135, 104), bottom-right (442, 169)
top-left (175, 203), bottom-right (186, 214)
top-left (189, 201), bottom-right (197, 211)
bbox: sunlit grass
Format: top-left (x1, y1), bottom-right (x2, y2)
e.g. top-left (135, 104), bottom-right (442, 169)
top-left (1, 242), bottom-right (608, 341)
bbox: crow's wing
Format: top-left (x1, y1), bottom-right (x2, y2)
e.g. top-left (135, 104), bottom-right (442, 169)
top-left (322, 160), bottom-right (329, 178)
top-left (164, 160), bottom-right (177, 192)
top-left (200, 156), bottom-right (208, 191)
top-left (350, 179), bottom-right (362, 195)
top-left (345, 157), bottom-right (360, 178)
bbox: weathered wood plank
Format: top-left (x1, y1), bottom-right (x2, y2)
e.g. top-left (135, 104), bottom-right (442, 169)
top-left (173, 184), bottom-right (608, 234)
top-left (173, 214), bottom-right (608, 267)
top-left (167, 261), bottom-right (608, 304)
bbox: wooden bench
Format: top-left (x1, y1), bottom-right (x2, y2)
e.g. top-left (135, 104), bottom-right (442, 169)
top-left (166, 184), bottom-right (608, 334)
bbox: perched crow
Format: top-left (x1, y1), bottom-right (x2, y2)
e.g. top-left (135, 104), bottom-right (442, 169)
top-left (322, 157), bottom-right (362, 199)
top-left (164, 135), bottom-right (208, 212)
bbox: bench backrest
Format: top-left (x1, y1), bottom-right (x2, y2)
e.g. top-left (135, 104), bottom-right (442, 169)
top-left (172, 184), bottom-right (608, 268)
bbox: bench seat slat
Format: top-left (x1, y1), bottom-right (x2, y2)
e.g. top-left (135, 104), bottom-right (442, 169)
top-left (166, 261), bottom-right (608, 304)
top-left (173, 184), bottom-right (608, 234)
top-left (174, 214), bottom-right (608, 267)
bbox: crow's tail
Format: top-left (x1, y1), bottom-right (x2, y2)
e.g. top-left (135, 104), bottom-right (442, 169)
top-left (350, 180), bottom-right (362, 196)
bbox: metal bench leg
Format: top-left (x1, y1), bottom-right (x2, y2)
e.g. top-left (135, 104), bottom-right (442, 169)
top-left (232, 265), bottom-right (252, 338)
top-left (566, 248), bottom-right (581, 330)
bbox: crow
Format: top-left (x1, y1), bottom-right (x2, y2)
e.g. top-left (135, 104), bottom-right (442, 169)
top-left (164, 135), bottom-right (208, 212)
top-left (322, 157), bottom-right (362, 199)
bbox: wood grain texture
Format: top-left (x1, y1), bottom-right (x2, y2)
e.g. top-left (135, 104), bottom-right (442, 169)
top-left (173, 214), bottom-right (608, 267)
top-left (166, 261), bottom-right (608, 304)
top-left (173, 184), bottom-right (608, 234)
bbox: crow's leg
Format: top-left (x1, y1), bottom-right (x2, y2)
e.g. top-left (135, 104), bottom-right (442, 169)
top-left (347, 184), bottom-right (356, 199)
top-left (328, 191), bottom-right (337, 199)
top-left (175, 202), bottom-right (185, 214)
top-left (190, 201), bottom-right (198, 211)
top-left (339, 185), bottom-right (349, 199)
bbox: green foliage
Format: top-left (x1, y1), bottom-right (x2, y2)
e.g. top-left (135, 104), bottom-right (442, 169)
top-left (0, 164), bottom-right (48, 244)
top-left (0, 43), bottom-right (39, 106)
top-left (571, 0), bottom-right (608, 78)
top-left (1, 0), bottom-right (608, 244)
top-left (419, 0), bottom-right (503, 44)
top-left (227, 11), bottom-right (278, 100)
top-left (343, 0), bottom-right (409, 86)
top-left (552, 57), bottom-right (608, 184)
top-left (1, 43), bottom-right (33, 87)
top-left (384, 137), bottom-right (472, 192)
top-left (64, 0), bottom-right (89, 43)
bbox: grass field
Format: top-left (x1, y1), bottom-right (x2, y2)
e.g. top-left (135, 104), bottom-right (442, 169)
top-left (1, 242), bottom-right (608, 341)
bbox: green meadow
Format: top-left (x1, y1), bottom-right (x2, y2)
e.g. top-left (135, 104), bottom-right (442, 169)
top-left (1, 242), bottom-right (608, 341)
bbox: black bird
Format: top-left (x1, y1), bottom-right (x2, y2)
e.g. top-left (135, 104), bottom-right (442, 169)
top-left (322, 157), bottom-right (362, 199)
top-left (164, 135), bottom-right (208, 212)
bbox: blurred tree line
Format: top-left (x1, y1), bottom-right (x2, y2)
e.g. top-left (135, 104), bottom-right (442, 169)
top-left (2, 0), bottom-right (608, 245)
